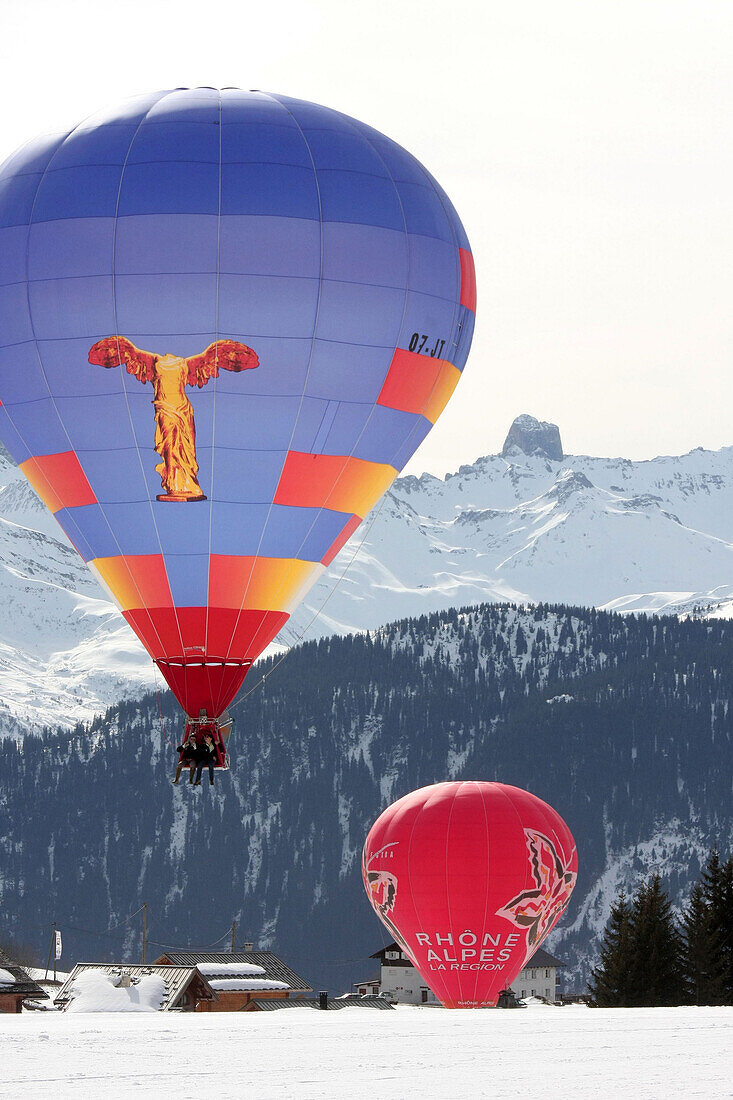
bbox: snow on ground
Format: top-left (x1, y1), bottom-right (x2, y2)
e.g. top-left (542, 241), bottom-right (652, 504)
top-left (1, 1006), bottom-right (730, 1099)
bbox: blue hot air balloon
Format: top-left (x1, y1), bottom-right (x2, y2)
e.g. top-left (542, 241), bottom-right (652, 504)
top-left (0, 88), bottom-right (476, 760)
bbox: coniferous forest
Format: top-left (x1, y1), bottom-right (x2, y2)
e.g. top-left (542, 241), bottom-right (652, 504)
top-left (589, 848), bottom-right (733, 1006)
top-left (0, 602), bottom-right (731, 995)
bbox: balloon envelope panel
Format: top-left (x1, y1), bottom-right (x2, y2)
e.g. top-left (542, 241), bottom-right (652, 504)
top-left (362, 782), bottom-right (577, 1008)
top-left (0, 89), bottom-right (475, 717)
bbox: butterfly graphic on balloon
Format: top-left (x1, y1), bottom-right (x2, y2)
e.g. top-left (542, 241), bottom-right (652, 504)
top-left (496, 829), bottom-right (577, 952)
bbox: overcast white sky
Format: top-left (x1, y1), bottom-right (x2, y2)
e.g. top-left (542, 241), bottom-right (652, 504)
top-left (1, 0), bottom-right (731, 473)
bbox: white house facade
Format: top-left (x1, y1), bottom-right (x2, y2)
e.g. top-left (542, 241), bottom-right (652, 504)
top-left (508, 947), bottom-right (565, 1003)
top-left (356, 943), bottom-right (566, 1006)
top-left (354, 944), bottom-right (438, 1005)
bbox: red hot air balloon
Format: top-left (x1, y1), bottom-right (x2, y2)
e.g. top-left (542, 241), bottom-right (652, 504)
top-left (362, 781), bottom-right (577, 1009)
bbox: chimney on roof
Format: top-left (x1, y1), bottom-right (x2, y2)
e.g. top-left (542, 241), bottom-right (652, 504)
top-left (318, 990), bottom-right (328, 1010)
top-left (243, 941), bottom-right (254, 952)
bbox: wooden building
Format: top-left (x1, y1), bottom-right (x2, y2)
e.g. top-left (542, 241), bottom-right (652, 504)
top-left (0, 948), bottom-right (49, 1013)
top-left (154, 950), bottom-right (312, 1013)
top-left (54, 964), bottom-right (218, 1012)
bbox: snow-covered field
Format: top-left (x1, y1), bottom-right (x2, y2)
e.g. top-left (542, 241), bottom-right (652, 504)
top-left (2, 1006), bottom-right (730, 1099)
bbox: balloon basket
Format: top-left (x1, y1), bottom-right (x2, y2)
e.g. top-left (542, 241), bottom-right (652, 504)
top-left (181, 711), bottom-right (234, 769)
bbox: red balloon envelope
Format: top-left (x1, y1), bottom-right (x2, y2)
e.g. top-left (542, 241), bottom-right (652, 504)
top-left (362, 781), bottom-right (578, 1008)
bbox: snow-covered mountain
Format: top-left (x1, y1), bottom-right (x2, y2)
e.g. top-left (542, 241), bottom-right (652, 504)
top-left (1, 416), bottom-right (732, 731)
top-left (0, 450), bottom-right (153, 734)
top-left (289, 417), bottom-right (733, 639)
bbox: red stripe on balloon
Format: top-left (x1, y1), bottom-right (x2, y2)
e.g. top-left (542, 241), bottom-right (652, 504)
top-left (459, 248), bottom-right (476, 312)
top-left (376, 349), bottom-right (460, 423)
top-left (154, 661), bottom-right (250, 721)
top-left (124, 606), bottom-right (288, 716)
top-left (123, 606), bottom-right (287, 663)
top-left (321, 514), bottom-right (361, 567)
top-left (274, 451), bottom-right (396, 518)
top-left (19, 451), bottom-right (97, 512)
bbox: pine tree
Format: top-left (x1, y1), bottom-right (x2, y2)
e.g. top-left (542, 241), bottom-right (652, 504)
top-left (721, 858), bottom-right (733, 1002)
top-left (700, 849), bottom-right (733, 1003)
top-left (588, 891), bottom-right (634, 1006)
top-left (680, 880), bottom-right (725, 1005)
top-left (629, 873), bottom-right (685, 1007)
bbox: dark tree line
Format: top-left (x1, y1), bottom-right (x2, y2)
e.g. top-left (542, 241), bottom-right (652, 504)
top-left (589, 848), bottom-right (733, 1006)
top-left (0, 602), bottom-right (730, 994)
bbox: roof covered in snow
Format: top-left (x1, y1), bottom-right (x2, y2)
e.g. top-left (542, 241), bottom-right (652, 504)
top-left (54, 964), bottom-right (217, 1012)
top-left (208, 978), bottom-right (290, 992)
top-left (0, 948), bottom-right (49, 999)
top-left (156, 951), bottom-right (312, 992)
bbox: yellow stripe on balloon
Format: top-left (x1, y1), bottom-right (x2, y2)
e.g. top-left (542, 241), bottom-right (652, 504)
top-left (89, 555), bottom-right (174, 612)
top-left (208, 555), bottom-right (324, 614)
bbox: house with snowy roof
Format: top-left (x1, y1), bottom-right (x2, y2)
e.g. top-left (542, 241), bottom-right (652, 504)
top-left (0, 948), bottom-right (49, 1013)
top-left (154, 950), bottom-right (312, 1012)
top-left (54, 964), bottom-right (218, 1012)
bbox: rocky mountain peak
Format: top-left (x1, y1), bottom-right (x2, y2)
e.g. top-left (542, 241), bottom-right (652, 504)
top-left (547, 469), bottom-right (594, 504)
top-left (502, 414), bottom-right (564, 461)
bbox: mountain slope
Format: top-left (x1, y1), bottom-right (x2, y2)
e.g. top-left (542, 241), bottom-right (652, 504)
top-left (1, 425), bottom-right (732, 730)
top-left (290, 440), bottom-right (733, 640)
top-left (1, 603), bottom-right (730, 995)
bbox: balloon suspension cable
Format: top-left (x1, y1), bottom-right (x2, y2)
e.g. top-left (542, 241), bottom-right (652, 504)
top-left (229, 492), bottom-right (390, 711)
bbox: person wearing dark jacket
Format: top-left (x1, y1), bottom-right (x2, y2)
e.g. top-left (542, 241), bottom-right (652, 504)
top-left (193, 734), bottom-right (217, 786)
top-left (173, 733), bottom-right (198, 784)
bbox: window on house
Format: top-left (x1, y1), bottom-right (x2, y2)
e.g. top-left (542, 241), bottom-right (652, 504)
top-left (421, 990), bottom-right (428, 1003)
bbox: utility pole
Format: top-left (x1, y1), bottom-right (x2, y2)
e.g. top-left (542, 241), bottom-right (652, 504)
top-left (44, 922), bottom-right (56, 982)
top-left (142, 904), bottom-right (147, 964)
top-left (230, 920), bottom-right (237, 953)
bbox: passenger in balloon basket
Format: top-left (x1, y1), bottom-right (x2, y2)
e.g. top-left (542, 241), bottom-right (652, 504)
top-left (193, 734), bottom-right (217, 787)
top-left (173, 732), bottom-right (198, 785)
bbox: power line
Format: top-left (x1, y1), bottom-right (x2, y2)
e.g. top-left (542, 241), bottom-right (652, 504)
top-left (17, 907), bottom-right (145, 940)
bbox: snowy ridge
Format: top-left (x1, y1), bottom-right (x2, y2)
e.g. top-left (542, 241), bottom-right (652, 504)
top-left (0, 454), bottom-right (154, 733)
top-left (1, 431), bottom-right (733, 730)
top-left (290, 442), bottom-right (733, 640)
